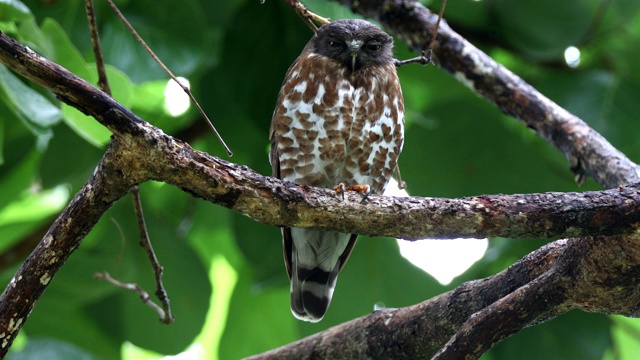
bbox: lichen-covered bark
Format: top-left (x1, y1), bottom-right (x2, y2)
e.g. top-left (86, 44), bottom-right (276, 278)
top-left (0, 141), bottom-right (134, 352)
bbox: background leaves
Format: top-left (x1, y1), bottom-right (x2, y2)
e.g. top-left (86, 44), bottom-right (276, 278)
top-left (1, 0), bottom-right (639, 358)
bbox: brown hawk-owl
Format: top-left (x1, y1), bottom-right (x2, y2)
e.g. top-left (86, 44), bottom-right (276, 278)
top-left (270, 19), bottom-right (404, 322)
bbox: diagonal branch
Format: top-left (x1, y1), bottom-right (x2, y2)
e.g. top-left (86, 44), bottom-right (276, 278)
top-left (334, 0), bottom-right (640, 189)
top-left (0, 140), bottom-right (136, 354)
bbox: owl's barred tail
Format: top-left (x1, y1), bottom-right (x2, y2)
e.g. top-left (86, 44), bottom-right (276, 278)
top-left (284, 228), bottom-right (357, 322)
top-left (290, 264), bottom-right (339, 322)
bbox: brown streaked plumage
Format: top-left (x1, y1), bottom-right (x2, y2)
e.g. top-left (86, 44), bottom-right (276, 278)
top-left (270, 19), bottom-right (404, 322)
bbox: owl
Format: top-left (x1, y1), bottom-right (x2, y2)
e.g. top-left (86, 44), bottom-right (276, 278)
top-left (270, 19), bottom-right (404, 322)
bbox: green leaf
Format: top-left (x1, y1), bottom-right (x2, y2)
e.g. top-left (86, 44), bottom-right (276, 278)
top-left (605, 316), bottom-right (640, 360)
top-left (220, 265), bottom-right (298, 359)
top-left (39, 122), bottom-right (104, 189)
top-left (7, 337), bottom-right (101, 360)
top-left (39, 18), bottom-right (133, 147)
top-left (0, 0), bottom-right (32, 22)
top-left (0, 186), bottom-right (68, 227)
top-left (0, 64), bottom-right (62, 128)
top-left (100, 0), bottom-right (212, 82)
top-left (61, 105), bottom-right (112, 147)
top-left (24, 300), bottom-right (120, 359)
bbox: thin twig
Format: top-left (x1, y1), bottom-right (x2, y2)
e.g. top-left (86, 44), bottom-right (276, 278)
top-left (394, 50), bottom-right (430, 67)
top-left (394, 164), bottom-right (407, 190)
top-left (105, 0), bottom-right (232, 156)
top-left (283, 0), bottom-right (330, 32)
top-left (84, 0), bottom-right (111, 95)
top-left (131, 186), bottom-right (174, 324)
top-left (94, 271), bottom-right (169, 322)
top-left (428, 0), bottom-right (447, 54)
top-left (394, 0), bottom-right (447, 67)
top-left (85, 0), bottom-right (173, 324)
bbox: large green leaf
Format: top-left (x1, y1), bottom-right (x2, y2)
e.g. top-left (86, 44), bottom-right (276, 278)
top-left (605, 315), bottom-right (640, 360)
top-left (39, 18), bottom-right (132, 147)
top-left (8, 337), bottom-right (101, 360)
top-left (99, 0), bottom-right (212, 83)
top-left (0, 0), bottom-right (31, 22)
top-left (0, 64), bottom-right (61, 130)
top-left (219, 264), bottom-right (297, 359)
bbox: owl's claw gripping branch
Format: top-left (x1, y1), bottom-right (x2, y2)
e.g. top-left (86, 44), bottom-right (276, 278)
top-left (333, 183), bottom-right (372, 203)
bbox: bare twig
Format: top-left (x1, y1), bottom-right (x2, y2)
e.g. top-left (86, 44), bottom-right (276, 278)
top-left (428, 0), bottom-right (447, 55)
top-left (84, 0), bottom-right (111, 95)
top-left (393, 164), bottom-right (407, 190)
top-left (283, 0), bottom-right (330, 32)
top-left (394, 0), bottom-right (446, 67)
top-left (394, 50), bottom-right (430, 67)
top-left (85, 1), bottom-right (173, 324)
top-left (130, 186), bottom-right (174, 324)
top-left (105, 0), bottom-right (232, 156)
top-left (94, 271), bottom-right (169, 322)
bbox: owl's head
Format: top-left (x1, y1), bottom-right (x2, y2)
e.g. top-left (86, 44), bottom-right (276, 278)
top-left (311, 19), bottom-right (394, 72)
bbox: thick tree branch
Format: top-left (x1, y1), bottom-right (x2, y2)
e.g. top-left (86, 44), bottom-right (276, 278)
top-left (245, 241), bottom-right (566, 359)
top-left (334, 0), bottom-right (640, 189)
top-left (0, 141), bottom-right (135, 353)
top-left (247, 233), bottom-right (640, 359)
top-left (2, 31), bottom-right (639, 243)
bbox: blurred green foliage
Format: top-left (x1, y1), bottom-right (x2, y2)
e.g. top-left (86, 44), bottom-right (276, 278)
top-left (0, 0), bottom-right (639, 358)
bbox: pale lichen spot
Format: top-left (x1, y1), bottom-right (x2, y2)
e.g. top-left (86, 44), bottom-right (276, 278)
top-left (40, 272), bottom-right (52, 285)
top-left (461, 44), bottom-right (493, 76)
top-left (43, 234), bottom-right (54, 247)
top-left (453, 72), bottom-right (476, 92)
top-left (8, 318), bottom-right (23, 333)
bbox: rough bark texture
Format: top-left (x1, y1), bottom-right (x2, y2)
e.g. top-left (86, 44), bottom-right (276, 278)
top-left (1, 0), bottom-right (640, 358)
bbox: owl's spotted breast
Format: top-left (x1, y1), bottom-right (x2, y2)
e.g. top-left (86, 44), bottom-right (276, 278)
top-left (272, 53), bottom-right (403, 192)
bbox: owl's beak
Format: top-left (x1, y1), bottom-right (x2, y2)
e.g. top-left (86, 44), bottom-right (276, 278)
top-left (348, 40), bottom-right (363, 71)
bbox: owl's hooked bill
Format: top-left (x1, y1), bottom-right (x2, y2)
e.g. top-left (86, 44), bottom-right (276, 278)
top-left (347, 39), bottom-right (364, 72)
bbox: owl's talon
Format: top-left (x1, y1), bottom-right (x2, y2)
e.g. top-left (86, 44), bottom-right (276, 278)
top-left (333, 183), bottom-right (371, 203)
top-left (333, 183), bottom-right (347, 201)
top-left (359, 185), bottom-right (371, 204)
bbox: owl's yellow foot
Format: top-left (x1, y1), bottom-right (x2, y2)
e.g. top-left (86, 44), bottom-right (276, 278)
top-left (333, 183), bottom-right (371, 203)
